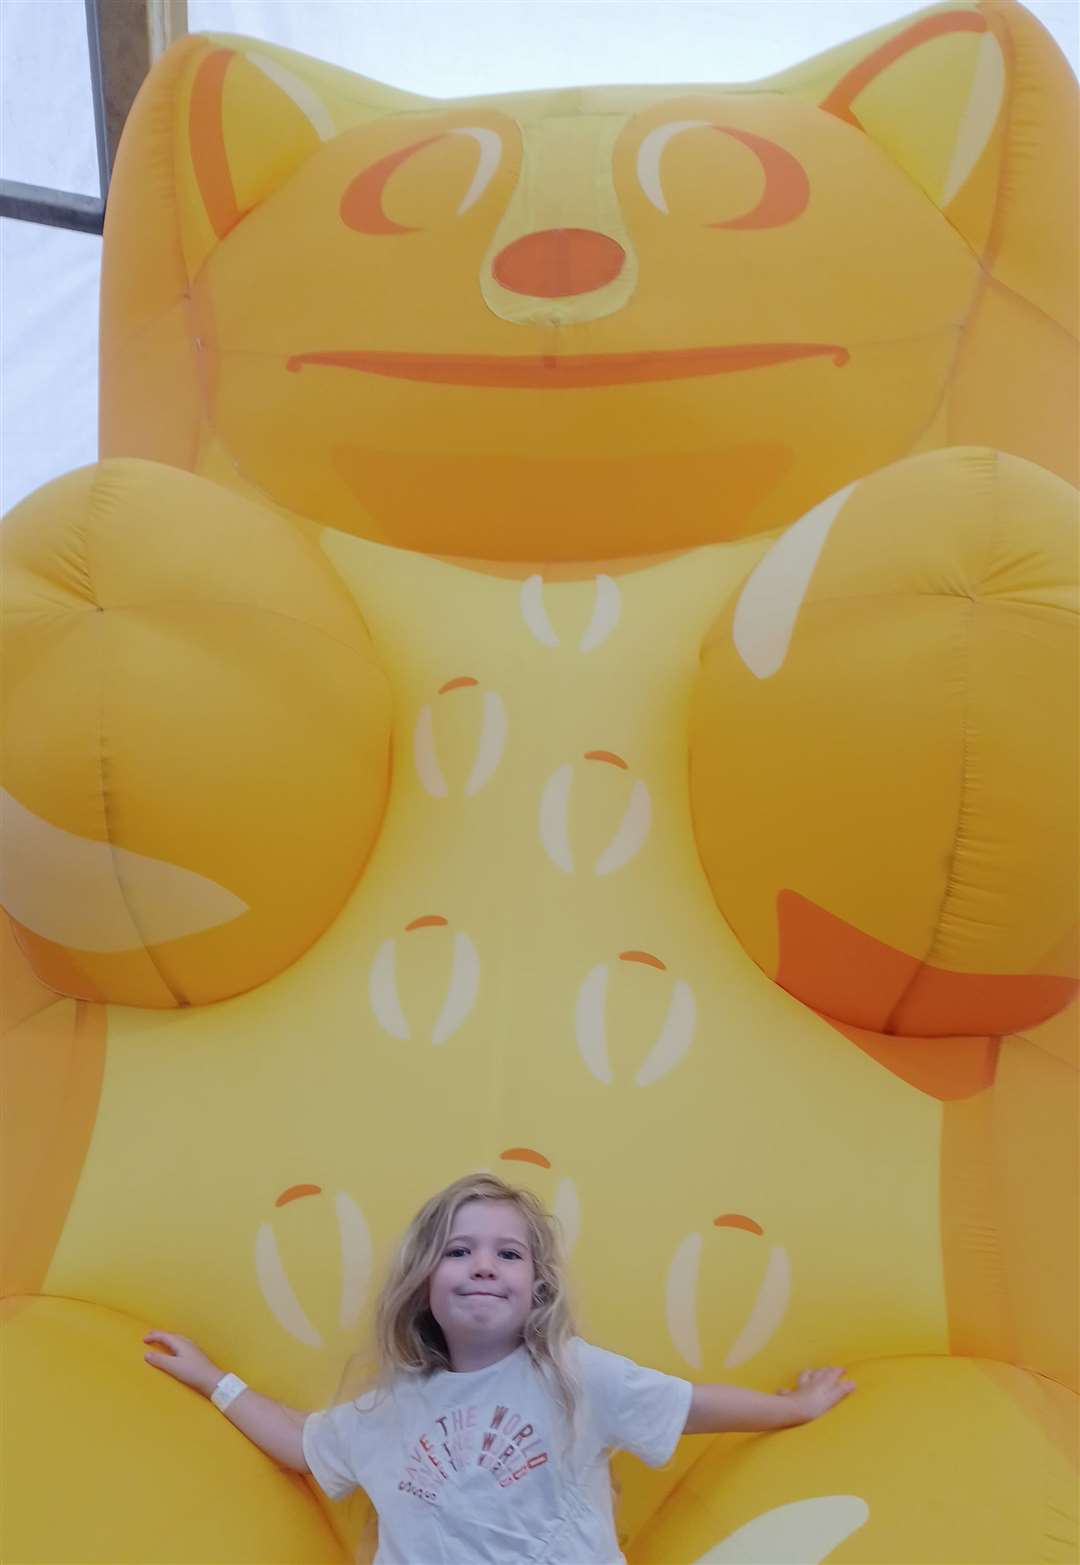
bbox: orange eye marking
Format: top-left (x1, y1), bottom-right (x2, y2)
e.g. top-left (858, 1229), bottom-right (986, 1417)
top-left (500, 1147), bottom-right (552, 1168)
top-left (405, 915), bottom-right (449, 932)
top-left (714, 1213), bottom-right (764, 1236)
top-left (276, 1184), bottom-right (322, 1207)
top-left (619, 950), bottom-right (666, 971)
top-left (707, 127), bottom-right (809, 231)
top-left (340, 134), bottom-right (444, 235)
top-left (438, 676), bottom-right (479, 694)
top-left (584, 750), bottom-right (628, 769)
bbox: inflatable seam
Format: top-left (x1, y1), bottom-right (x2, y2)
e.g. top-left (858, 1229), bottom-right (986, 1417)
top-left (86, 470), bottom-right (189, 1007)
top-left (881, 600), bottom-right (978, 1034)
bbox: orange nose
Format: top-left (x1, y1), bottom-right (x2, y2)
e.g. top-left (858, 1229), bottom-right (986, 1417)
top-left (492, 228), bottom-right (625, 298)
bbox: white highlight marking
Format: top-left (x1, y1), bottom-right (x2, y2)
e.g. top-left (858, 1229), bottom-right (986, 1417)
top-left (465, 691), bottom-right (507, 796)
top-left (732, 483), bottom-right (856, 678)
top-left (638, 120), bottom-right (711, 212)
top-left (594, 779), bottom-right (651, 875)
top-left (520, 574), bottom-right (560, 647)
top-left (579, 574), bottom-right (621, 652)
top-left (0, 787), bottom-right (247, 952)
top-left (574, 963), bottom-right (612, 1084)
top-left (336, 1192), bottom-right (372, 1331)
top-left (554, 1177), bottom-right (581, 1257)
top-left (369, 938), bottom-right (411, 1040)
top-left (666, 1231), bottom-right (703, 1369)
top-left (255, 1222), bottom-right (323, 1347)
top-left (539, 764), bottom-right (575, 873)
top-left (943, 34), bottom-right (1005, 205)
top-left (413, 705), bottom-right (449, 797)
top-left (450, 128), bottom-right (502, 214)
top-left (432, 932), bottom-right (480, 1046)
top-left (723, 1244), bottom-right (792, 1369)
top-left (692, 1496), bottom-right (870, 1565)
top-left (635, 979), bottom-right (696, 1086)
top-left (247, 52), bottom-right (336, 140)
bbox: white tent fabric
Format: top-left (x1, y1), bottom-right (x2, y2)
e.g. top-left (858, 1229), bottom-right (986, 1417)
top-left (1, 0), bottom-right (1077, 517)
top-left (2, 0), bottom-right (100, 514)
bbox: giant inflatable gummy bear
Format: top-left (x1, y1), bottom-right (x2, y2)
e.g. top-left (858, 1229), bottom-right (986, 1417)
top-left (2, 3), bottom-right (1077, 1560)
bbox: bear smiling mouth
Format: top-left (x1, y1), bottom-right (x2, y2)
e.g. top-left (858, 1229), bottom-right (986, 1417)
top-left (286, 342), bottom-right (849, 389)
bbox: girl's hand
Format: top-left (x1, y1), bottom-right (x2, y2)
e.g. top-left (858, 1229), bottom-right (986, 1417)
top-left (143, 1331), bottom-right (223, 1398)
top-left (779, 1365), bottom-right (856, 1422)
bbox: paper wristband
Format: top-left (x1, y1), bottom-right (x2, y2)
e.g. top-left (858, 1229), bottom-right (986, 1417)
top-left (210, 1372), bottom-right (248, 1412)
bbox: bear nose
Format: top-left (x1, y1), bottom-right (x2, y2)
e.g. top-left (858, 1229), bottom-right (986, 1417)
top-left (492, 228), bottom-right (625, 298)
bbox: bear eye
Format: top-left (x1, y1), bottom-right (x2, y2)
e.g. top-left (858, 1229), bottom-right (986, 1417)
top-left (341, 126), bottom-right (502, 235)
top-left (637, 120), bottom-right (809, 230)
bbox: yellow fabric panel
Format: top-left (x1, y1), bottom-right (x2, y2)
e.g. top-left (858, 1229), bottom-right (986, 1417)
top-left (100, 298), bottom-right (204, 472)
top-left (993, 1036), bottom-right (1079, 1392)
top-left (691, 449), bottom-right (1078, 1024)
top-left (939, 1037), bottom-right (1078, 1396)
top-left (221, 53), bottom-right (321, 215)
top-left (0, 914), bottom-right (62, 1035)
top-left (99, 35), bottom-right (204, 349)
top-left (1014, 996), bottom-right (1080, 1069)
top-left (208, 28), bottom-right (431, 127)
top-left (850, 30), bottom-right (988, 203)
top-left (981, 2), bottom-right (1080, 335)
top-left (0, 999), bottom-right (104, 1301)
top-left (173, 39), bottom-right (225, 283)
top-left (770, 3), bottom-right (1077, 336)
top-left (40, 535), bottom-right (960, 1552)
top-left (949, 276), bottom-right (1080, 486)
top-left (0, 1296), bottom-right (347, 1564)
top-left (630, 1356), bottom-right (1077, 1564)
top-left (1, 460), bottom-right (392, 1006)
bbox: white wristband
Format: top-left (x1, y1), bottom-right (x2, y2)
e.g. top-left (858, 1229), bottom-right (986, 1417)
top-left (210, 1372), bottom-right (248, 1412)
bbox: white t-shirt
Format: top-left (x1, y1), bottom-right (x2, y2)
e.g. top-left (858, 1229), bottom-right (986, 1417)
top-left (303, 1339), bottom-right (692, 1564)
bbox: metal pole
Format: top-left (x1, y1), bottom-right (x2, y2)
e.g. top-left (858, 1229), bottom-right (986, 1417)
top-left (0, 180), bottom-right (105, 235)
top-left (83, 0), bottom-right (111, 201)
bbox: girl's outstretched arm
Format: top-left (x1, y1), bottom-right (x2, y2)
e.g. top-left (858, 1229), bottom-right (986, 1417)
top-left (143, 1331), bottom-right (311, 1472)
top-left (684, 1366), bottom-right (856, 1434)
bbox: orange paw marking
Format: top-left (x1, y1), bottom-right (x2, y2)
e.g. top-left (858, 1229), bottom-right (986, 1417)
top-left (776, 890), bottom-right (1076, 1037)
top-left (500, 1148), bottom-right (552, 1169)
top-left (714, 1213), bottom-right (765, 1235)
top-left (275, 1184), bottom-right (322, 1207)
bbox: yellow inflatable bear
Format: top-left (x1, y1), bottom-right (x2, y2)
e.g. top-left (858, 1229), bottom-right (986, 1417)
top-left (2, 3), bottom-right (1077, 1561)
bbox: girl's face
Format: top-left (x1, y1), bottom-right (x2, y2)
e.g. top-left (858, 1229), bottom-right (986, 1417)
top-left (428, 1199), bottom-right (536, 1359)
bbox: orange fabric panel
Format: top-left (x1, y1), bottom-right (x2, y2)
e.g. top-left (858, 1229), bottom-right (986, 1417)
top-left (777, 890), bottom-right (1077, 1038)
top-left (0, 1001), bottom-right (106, 1302)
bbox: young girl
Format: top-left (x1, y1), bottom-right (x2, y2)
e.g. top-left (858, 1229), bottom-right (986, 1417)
top-left (143, 1173), bottom-right (855, 1564)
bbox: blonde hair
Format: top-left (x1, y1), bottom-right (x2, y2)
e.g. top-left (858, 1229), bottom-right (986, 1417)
top-left (346, 1173), bottom-right (579, 1431)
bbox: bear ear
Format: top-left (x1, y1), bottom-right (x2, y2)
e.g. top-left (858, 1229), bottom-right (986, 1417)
top-left (773, 2), bottom-right (1077, 332)
top-left (175, 39), bottom-right (426, 277)
top-left (100, 37), bottom-right (428, 464)
top-left (177, 45), bottom-right (331, 276)
top-left (816, 7), bottom-right (1005, 215)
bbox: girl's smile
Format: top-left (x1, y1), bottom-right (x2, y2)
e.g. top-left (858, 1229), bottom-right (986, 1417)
top-left (428, 1199), bottom-right (536, 1368)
